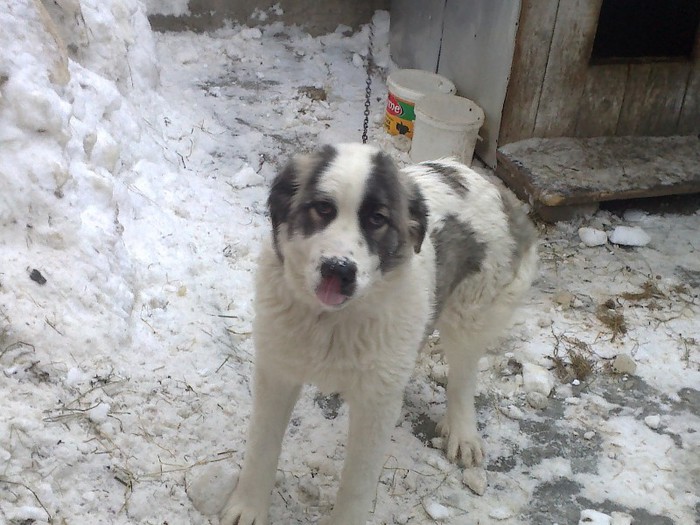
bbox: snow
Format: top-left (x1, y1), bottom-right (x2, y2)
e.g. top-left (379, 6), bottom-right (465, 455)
top-left (608, 225), bottom-right (652, 246)
top-left (521, 362), bottom-right (555, 396)
top-left (579, 509), bottom-right (612, 524)
top-left (1, 2), bottom-right (699, 525)
top-left (142, 0), bottom-right (190, 17)
top-left (644, 414), bottom-right (661, 430)
top-left (578, 226), bottom-right (607, 246)
top-left (423, 499), bottom-right (452, 520)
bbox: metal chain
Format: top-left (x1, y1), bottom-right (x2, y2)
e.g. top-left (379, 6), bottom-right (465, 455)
top-left (362, 24), bottom-right (374, 144)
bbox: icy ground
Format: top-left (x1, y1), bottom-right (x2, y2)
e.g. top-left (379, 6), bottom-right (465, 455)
top-left (1, 2), bottom-right (698, 524)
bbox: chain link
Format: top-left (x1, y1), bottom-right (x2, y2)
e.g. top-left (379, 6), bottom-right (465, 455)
top-left (362, 24), bottom-right (374, 144)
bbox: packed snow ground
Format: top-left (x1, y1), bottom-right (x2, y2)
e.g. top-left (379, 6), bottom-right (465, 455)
top-left (1, 2), bottom-right (698, 524)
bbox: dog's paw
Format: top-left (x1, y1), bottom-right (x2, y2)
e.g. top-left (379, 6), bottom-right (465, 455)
top-left (219, 496), bottom-right (268, 525)
top-left (436, 417), bottom-right (484, 467)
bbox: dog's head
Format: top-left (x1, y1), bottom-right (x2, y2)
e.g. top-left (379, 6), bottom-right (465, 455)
top-left (268, 143), bottom-right (428, 310)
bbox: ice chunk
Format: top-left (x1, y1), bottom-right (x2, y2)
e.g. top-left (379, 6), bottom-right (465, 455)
top-left (644, 414), bottom-right (661, 430)
top-left (608, 226), bottom-right (651, 246)
top-left (522, 362), bottom-right (554, 396)
top-left (579, 509), bottom-right (611, 524)
top-left (578, 227), bottom-right (607, 246)
top-left (87, 403), bottom-right (110, 423)
top-left (423, 500), bottom-right (451, 521)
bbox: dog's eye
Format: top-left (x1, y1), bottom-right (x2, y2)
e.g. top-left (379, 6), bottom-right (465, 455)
top-left (312, 201), bottom-right (335, 217)
top-left (367, 211), bottom-right (388, 228)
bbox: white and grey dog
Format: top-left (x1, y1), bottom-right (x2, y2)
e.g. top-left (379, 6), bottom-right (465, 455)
top-left (221, 143), bottom-right (537, 525)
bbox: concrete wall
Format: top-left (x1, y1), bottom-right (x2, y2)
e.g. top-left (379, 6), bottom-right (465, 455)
top-left (148, 0), bottom-right (389, 35)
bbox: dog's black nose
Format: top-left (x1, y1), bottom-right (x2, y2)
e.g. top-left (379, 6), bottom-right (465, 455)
top-left (320, 257), bottom-right (357, 289)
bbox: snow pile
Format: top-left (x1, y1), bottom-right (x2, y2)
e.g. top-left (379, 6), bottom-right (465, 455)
top-left (1, 1), bottom-right (262, 522)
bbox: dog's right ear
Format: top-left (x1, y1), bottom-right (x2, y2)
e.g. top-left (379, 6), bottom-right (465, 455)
top-left (268, 162), bottom-right (298, 259)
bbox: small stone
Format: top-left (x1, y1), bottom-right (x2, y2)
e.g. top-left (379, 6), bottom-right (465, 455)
top-left (499, 404), bottom-right (525, 420)
top-left (489, 507), bottom-right (515, 520)
top-left (583, 431), bottom-right (596, 440)
top-left (462, 467), bottom-right (487, 496)
top-left (644, 414), bottom-right (661, 430)
top-left (30, 268), bottom-right (47, 285)
top-left (526, 391), bottom-right (548, 409)
top-left (611, 354), bottom-right (637, 375)
top-left (522, 362), bottom-right (555, 396)
top-left (565, 397), bottom-right (580, 405)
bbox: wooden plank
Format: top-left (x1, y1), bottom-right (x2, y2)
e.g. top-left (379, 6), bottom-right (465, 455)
top-left (574, 64), bottom-right (627, 137)
top-left (678, 30), bottom-right (700, 134)
top-left (533, 0), bottom-right (602, 137)
top-left (616, 64), bottom-right (651, 135)
top-left (618, 62), bottom-right (692, 135)
top-left (639, 63), bottom-right (691, 135)
top-left (498, 0), bottom-right (559, 146)
top-left (496, 136), bottom-right (700, 210)
top-left (678, 65), bottom-right (700, 134)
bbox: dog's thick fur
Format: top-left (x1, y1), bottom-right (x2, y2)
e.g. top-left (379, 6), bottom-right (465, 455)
top-left (221, 143), bottom-right (537, 525)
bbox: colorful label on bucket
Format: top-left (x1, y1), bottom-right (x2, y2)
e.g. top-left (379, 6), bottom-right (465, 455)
top-left (385, 93), bottom-right (416, 138)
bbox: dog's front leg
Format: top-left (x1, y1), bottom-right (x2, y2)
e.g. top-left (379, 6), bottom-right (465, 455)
top-left (220, 364), bottom-right (301, 525)
top-left (324, 391), bottom-right (403, 525)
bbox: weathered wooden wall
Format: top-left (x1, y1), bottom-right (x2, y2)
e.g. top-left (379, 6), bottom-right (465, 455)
top-left (148, 0), bottom-right (388, 36)
top-left (500, 0), bottom-right (700, 145)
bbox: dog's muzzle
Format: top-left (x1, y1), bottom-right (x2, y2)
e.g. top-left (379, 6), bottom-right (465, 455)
top-left (316, 257), bottom-right (357, 307)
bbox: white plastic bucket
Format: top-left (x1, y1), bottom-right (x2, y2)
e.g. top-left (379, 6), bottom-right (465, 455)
top-left (384, 69), bottom-right (455, 138)
top-left (410, 94), bottom-right (485, 166)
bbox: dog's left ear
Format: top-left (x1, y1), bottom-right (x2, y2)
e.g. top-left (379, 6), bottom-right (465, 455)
top-left (407, 183), bottom-right (428, 253)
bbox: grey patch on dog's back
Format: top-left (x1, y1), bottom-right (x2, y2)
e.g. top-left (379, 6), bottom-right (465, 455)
top-left (359, 152), bottom-right (408, 272)
top-left (422, 161), bottom-right (469, 196)
top-left (431, 214), bottom-right (486, 316)
top-left (499, 187), bottom-right (537, 267)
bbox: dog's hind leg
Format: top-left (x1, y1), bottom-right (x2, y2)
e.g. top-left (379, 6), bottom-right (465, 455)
top-left (435, 320), bottom-right (490, 467)
top-left (220, 365), bottom-right (301, 525)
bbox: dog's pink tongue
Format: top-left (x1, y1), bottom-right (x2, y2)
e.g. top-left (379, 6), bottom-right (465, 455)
top-left (316, 275), bottom-right (346, 306)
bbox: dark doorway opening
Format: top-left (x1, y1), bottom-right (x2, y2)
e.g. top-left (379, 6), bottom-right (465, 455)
top-left (591, 0), bottom-right (700, 63)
